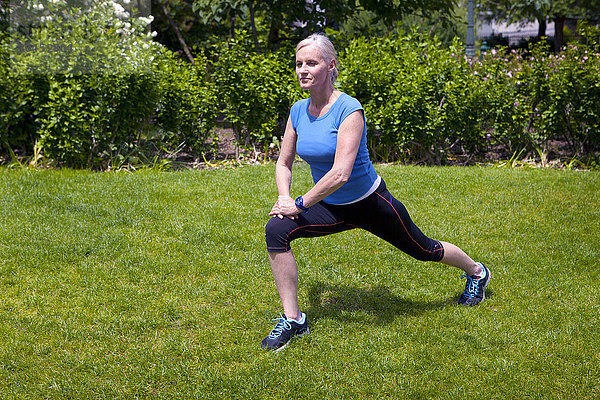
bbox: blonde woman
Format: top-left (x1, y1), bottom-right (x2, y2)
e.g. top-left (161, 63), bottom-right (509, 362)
top-left (262, 33), bottom-right (491, 351)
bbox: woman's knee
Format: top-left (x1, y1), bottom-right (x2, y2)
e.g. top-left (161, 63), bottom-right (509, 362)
top-left (407, 240), bottom-right (445, 262)
top-left (265, 217), bottom-right (293, 252)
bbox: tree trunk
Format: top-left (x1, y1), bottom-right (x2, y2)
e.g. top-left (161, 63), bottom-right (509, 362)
top-left (537, 17), bottom-right (546, 38)
top-left (267, 4), bottom-right (282, 50)
top-left (249, 1), bottom-right (259, 53)
top-left (158, 0), bottom-right (194, 64)
top-left (268, 23), bottom-right (279, 50)
top-left (229, 15), bottom-right (236, 42)
top-left (554, 16), bottom-right (565, 52)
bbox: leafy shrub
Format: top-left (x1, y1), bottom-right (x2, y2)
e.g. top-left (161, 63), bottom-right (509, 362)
top-left (339, 33), bottom-right (487, 163)
top-left (154, 51), bottom-right (218, 155)
top-left (475, 42), bottom-right (600, 162)
top-left (340, 33), bottom-right (600, 164)
top-left (1, 0), bottom-right (218, 168)
top-left (0, 36), bottom-right (48, 159)
top-left (34, 72), bottom-right (163, 168)
top-left (210, 33), bottom-right (304, 153)
top-left (547, 44), bottom-right (600, 156)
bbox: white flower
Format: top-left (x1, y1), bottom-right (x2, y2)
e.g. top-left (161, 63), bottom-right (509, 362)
top-left (112, 2), bottom-right (129, 18)
top-left (124, 22), bottom-right (131, 29)
top-left (112, 3), bottom-right (125, 13)
top-left (123, 0), bottom-right (131, 4)
top-left (151, 31), bottom-right (158, 38)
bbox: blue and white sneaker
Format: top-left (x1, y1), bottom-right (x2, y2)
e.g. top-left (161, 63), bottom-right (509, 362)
top-left (458, 262), bottom-right (491, 306)
top-left (261, 313), bottom-right (309, 351)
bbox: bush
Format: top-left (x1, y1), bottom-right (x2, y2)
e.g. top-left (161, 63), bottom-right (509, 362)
top-left (34, 72), bottom-right (163, 168)
top-left (340, 33), bottom-right (600, 164)
top-left (210, 33), bottom-right (304, 154)
top-left (339, 33), bottom-right (487, 163)
top-left (154, 51), bottom-right (218, 156)
top-left (474, 42), bottom-right (600, 162)
top-left (1, 0), bottom-right (218, 168)
top-left (0, 36), bottom-right (49, 159)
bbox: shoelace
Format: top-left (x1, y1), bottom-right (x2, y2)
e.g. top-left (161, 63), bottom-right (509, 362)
top-left (268, 317), bottom-right (292, 339)
top-left (460, 274), bottom-right (480, 298)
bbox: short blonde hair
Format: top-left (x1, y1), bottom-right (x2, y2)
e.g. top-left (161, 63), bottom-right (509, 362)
top-left (296, 33), bottom-right (338, 85)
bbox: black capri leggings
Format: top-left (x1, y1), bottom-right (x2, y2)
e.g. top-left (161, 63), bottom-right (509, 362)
top-left (265, 179), bottom-right (445, 262)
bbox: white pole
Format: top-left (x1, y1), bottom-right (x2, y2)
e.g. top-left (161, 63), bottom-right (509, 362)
top-left (466, 0), bottom-right (475, 58)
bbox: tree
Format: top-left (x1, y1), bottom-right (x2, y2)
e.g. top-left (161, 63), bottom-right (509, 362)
top-left (191, 0), bottom-right (458, 50)
top-left (478, 0), bottom-right (600, 51)
top-left (157, 0), bottom-right (195, 63)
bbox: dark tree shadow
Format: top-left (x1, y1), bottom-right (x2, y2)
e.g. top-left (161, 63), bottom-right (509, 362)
top-left (305, 280), bottom-right (458, 326)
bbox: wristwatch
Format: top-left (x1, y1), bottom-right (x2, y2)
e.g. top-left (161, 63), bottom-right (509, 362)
top-left (295, 196), bottom-right (309, 212)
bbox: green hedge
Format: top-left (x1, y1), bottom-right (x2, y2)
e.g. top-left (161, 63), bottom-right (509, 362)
top-left (0, 0), bottom-right (217, 169)
top-left (210, 34), bottom-right (304, 151)
top-left (1, 18), bottom-right (599, 168)
top-left (339, 33), bottom-right (600, 164)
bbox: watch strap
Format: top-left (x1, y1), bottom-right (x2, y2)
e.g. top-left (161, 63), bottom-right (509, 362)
top-left (295, 196), bottom-right (309, 212)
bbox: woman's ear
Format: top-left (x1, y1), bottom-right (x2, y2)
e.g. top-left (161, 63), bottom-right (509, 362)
top-left (328, 58), bottom-right (336, 72)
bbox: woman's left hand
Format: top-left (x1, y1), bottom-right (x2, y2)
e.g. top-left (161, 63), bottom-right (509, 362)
top-left (269, 195), bottom-right (300, 219)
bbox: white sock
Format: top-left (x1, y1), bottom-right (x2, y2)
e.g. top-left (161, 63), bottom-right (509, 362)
top-left (475, 263), bottom-right (486, 278)
top-left (287, 312), bottom-right (305, 324)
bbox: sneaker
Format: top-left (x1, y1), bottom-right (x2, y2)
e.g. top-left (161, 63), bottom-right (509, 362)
top-left (261, 313), bottom-right (309, 351)
top-left (458, 262), bottom-right (491, 306)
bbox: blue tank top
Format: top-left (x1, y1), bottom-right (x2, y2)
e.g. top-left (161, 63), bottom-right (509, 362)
top-left (290, 93), bottom-right (378, 205)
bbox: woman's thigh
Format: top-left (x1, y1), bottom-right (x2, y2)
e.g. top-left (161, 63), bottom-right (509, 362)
top-left (265, 202), bottom-right (354, 253)
top-left (335, 183), bottom-right (444, 262)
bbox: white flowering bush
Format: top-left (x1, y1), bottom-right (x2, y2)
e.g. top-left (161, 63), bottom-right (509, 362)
top-left (1, 0), bottom-right (217, 168)
top-left (8, 0), bottom-right (159, 74)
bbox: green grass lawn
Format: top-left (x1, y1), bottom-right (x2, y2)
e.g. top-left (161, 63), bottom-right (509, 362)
top-left (0, 164), bottom-right (598, 399)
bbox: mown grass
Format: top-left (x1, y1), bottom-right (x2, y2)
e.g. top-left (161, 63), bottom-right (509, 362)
top-left (0, 164), bottom-right (598, 399)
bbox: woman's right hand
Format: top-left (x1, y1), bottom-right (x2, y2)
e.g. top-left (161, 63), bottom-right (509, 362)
top-left (269, 195), bottom-right (299, 219)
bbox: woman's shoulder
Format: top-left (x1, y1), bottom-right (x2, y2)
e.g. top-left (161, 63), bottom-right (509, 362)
top-left (337, 92), bottom-right (363, 109)
top-left (290, 97), bottom-right (310, 128)
top-left (333, 93), bottom-right (364, 121)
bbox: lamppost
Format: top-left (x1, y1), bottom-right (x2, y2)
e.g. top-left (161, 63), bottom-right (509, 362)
top-left (466, 0), bottom-right (475, 58)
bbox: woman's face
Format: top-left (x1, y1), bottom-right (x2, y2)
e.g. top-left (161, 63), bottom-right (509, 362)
top-left (295, 44), bottom-right (334, 90)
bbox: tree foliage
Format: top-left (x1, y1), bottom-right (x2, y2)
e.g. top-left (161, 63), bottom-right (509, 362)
top-left (191, 0), bottom-right (458, 50)
top-left (478, 0), bottom-right (600, 50)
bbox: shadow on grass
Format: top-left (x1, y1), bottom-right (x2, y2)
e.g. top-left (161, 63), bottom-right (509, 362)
top-left (305, 281), bottom-right (455, 326)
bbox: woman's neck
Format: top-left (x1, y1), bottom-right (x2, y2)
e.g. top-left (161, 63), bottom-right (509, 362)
top-left (309, 87), bottom-right (339, 117)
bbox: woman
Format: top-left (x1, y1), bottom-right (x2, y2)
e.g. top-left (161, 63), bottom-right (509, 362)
top-left (262, 33), bottom-right (491, 351)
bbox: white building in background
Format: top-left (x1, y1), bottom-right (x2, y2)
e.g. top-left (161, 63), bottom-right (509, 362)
top-left (478, 20), bottom-right (556, 45)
